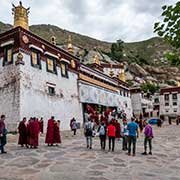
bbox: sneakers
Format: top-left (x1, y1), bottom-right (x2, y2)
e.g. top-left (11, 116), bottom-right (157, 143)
top-left (1, 151), bottom-right (7, 154)
top-left (142, 152), bottom-right (148, 155)
top-left (141, 152), bottom-right (152, 155)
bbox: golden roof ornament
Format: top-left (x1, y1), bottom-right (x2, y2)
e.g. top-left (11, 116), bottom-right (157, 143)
top-left (12, 1), bottom-right (30, 30)
top-left (15, 52), bottom-right (25, 65)
top-left (51, 36), bottom-right (56, 45)
top-left (118, 63), bottom-right (126, 82)
top-left (109, 64), bottom-right (114, 77)
top-left (67, 35), bottom-right (74, 54)
top-left (93, 54), bottom-right (100, 65)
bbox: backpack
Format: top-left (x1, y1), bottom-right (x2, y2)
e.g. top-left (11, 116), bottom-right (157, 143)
top-left (85, 122), bottom-right (93, 136)
top-left (99, 125), bottom-right (105, 136)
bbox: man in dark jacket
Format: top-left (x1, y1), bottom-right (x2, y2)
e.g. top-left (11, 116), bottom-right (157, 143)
top-left (0, 115), bottom-right (7, 154)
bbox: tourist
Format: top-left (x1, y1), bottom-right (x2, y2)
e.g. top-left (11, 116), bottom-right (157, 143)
top-left (157, 119), bottom-right (162, 127)
top-left (18, 117), bottom-right (28, 148)
top-left (142, 121), bottom-right (153, 155)
top-left (107, 121), bottom-right (116, 152)
top-left (176, 116), bottom-right (180, 125)
top-left (127, 117), bottom-right (139, 156)
top-left (97, 122), bottom-right (106, 150)
top-left (168, 117), bottom-right (172, 125)
top-left (70, 118), bottom-right (78, 135)
top-left (0, 115), bottom-right (7, 154)
top-left (45, 116), bottom-right (55, 146)
top-left (29, 117), bottom-right (39, 148)
top-left (54, 120), bottom-right (61, 146)
top-left (84, 118), bottom-right (94, 149)
top-left (121, 119), bottom-right (128, 151)
top-left (39, 117), bottom-right (44, 134)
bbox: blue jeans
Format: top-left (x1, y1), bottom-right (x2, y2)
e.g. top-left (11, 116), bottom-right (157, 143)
top-left (86, 136), bottom-right (92, 148)
top-left (128, 136), bottom-right (137, 154)
top-left (0, 136), bottom-right (6, 153)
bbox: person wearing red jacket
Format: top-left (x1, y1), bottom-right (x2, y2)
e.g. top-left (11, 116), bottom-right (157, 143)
top-left (107, 121), bottom-right (116, 152)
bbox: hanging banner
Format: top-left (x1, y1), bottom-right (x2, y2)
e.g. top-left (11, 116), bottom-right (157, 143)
top-left (79, 83), bottom-right (119, 107)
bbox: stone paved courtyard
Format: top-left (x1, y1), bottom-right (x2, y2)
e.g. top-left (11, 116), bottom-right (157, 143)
top-left (1, 123), bottom-right (180, 180)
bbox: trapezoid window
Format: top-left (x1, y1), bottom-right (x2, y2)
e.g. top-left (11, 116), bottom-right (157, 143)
top-left (31, 49), bottom-right (41, 69)
top-left (3, 45), bottom-right (13, 66)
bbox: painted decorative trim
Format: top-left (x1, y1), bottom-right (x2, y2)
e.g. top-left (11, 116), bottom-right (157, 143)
top-left (44, 51), bottom-right (59, 59)
top-left (46, 82), bottom-right (56, 87)
top-left (29, 44), bottom-right (43, 53)
top-left (0, 40), bottom-right (14, 47)
top-left (60, 58), bottom-right (70, 64)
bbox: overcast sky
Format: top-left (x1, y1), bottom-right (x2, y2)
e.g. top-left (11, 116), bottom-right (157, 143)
top-left (0, 0), bottom-right (178, 42)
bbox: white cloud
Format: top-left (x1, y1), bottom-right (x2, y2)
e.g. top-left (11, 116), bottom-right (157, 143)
top-left (0, 0), bottom-right (178, 42)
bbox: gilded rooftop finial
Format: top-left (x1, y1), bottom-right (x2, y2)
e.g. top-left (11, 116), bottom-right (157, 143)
top-left (67, 35), bottom-right (74, 54)
top-left (51, 36), bottom-right (56, 45)
top-left (93, 54), bottom-right (100, 65)
top-left (118, 63), bottom-right (126, 82)
top-left (12, 1), bottom-right (30, 30)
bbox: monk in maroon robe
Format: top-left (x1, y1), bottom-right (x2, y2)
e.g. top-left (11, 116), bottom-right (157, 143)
top-left (39, 117), bottom-right (44, 134)
top-left (29, 118), bottom-right (39, 148)
top-left (18, 117), bottom-right (28, 147)
top-left (115, 120), bottom-right (121, 138)
top-left (54, 120), bottom-right (61, 145)
top-left (45, 116), bottom-right (55, 146)
top-left (26, 119), bottom-right (31, 146)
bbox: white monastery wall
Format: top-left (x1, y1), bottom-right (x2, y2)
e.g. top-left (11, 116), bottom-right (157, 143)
top-left (131, 93), bottom-right (142, 115)
top-left (19, 53), bottom-right (83, 130)
top-left (0, 54), bottom-right (20, 131)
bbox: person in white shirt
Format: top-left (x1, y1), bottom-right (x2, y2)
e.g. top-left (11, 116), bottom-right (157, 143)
top-left (121, 119), bottom-right (129, 151)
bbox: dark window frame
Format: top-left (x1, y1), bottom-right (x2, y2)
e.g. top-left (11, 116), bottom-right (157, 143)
top-left (60, 62), bottom-right (69, 78)
top-left (172, 93), bottom-right (177, 100)
top-left (3, 45), bottom-right (13, 66)
top-left (46, 55), bottom-right (57, 75)
top-left (30, 48), bottom-right (41, 69)
top-left (164, 94), bottom-right (169, 101)
top-left (48, 86), bottom-right (56, 96)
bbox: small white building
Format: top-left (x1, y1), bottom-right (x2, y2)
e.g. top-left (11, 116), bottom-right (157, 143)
top-left (130, 88), bottom-right (153, 118)
top-left (160, 87), bottom-right (180, 119)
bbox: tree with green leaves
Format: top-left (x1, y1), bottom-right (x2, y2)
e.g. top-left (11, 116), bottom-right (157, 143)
top-left (165, 52), bottom-right (180, 66)
top-left (154, 1), bottom-right (180, 49)
top-left (110, 39), bottom-right (124, 61)
top-left (140, 83), bottom-right (160, 95)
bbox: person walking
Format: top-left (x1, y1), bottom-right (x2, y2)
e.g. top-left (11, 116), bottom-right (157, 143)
top-left (84, 118), bottom-right (94, 149)
top-left (71, 118), bottom-right (78, 135)
top-left (107, 121), bottom-right (116, 152)
top-left (18, 117), bottom-right (28, 148)
top-left (127, 117), bottom-right (139, 156)
top-left (45, 116), bottom-right (55, 146)
top-left (142, 121), bottom-right (154, 155)
top-left (121, 119), bottom-right (128, 151)
top-left (0, 115), bottom-right (7, 154)
top-left (97, 122), bottom-right (106, 150)
top-left (54, 120), bottom-right (61, 145)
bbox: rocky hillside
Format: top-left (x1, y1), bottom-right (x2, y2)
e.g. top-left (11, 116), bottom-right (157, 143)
top-left (0, 21), bottom-right (178, 87)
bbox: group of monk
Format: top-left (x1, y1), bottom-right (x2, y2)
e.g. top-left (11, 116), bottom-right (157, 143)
top-left (45, 116), bottom-right (61, 146)
top-left (18, 116), bottom-right (61, 148)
